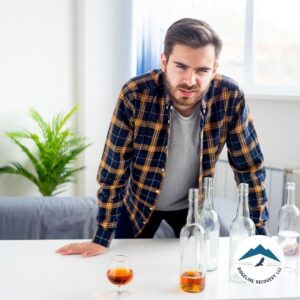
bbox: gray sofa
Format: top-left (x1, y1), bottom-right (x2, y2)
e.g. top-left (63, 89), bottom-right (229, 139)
top-left (0, 196), bottom-right (234, 240)
top-left (0, 197), bottom-right (98, 240)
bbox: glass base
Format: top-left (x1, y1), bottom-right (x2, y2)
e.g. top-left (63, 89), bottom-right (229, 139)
top-left (108, 290), bottom-right (130, 299)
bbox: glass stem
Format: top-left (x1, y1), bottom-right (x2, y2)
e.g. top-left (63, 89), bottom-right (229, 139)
top-left (118, 285), bottom-right (122, 295)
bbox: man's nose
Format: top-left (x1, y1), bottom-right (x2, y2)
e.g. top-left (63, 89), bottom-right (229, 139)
top-left (184, 70), bottom-right (197, 87)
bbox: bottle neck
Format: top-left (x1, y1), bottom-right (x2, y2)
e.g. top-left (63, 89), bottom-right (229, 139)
top-left (203, 177), bottom-right (213, 210)
top-left (236, 183), bottom-right (250, 218)
top-left (186, 188), bottom-right (199, 224)
top-left (285, 182), bottom-right (296, 206)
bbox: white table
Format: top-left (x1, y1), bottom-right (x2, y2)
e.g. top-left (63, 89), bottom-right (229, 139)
top-left (0, 238), bottom-right (299, 300)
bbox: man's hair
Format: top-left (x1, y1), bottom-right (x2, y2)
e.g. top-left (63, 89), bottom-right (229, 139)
top-left (164, 18), bottom-right (222, 61)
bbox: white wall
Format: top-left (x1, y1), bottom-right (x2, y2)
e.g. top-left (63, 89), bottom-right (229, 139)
top-left (0, 0), bottom-right (300, 204)
top-left (80, 0), bottom-right (134, 196)
top-left (0, 0), bottom-right (75, 196)
top-left (248, 97), bottom-right (300, 170)
top-left (0, 0), bottom-right (134, 197)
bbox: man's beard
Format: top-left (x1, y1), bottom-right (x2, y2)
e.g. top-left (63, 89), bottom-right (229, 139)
top-left (163, 73), bottom-right (208, 107)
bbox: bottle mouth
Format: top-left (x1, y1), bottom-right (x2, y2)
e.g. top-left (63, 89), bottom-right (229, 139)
top-left (188, 188), bottom-right (199, 200)
top-left (286, 182), bottom-right (296, 190)
top-left (238, 183), bottom-right (249, 195)
top-left (203, 177), bottom-right (213, 190)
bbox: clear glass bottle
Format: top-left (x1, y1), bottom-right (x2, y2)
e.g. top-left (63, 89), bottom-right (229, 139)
top-left (199, 177), bottom-right (220, 271)
top-left (229, 183), bottom-right (255, 283)
top-left (180, 188), bottom-right (206, 293)
top-left (277, 182), bottom-right (300, 271)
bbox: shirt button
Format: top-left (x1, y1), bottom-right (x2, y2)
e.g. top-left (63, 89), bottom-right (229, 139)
top-left (170, 106), bottom-right (173, 110)
top-left (162, 168), bottom-right (165, 172)
top-left (143, 221), bottom-right (146, 224)
top-left (150, 207), bottom-right (153, 211)
top-left (155, 189), bottom-right (160, 194)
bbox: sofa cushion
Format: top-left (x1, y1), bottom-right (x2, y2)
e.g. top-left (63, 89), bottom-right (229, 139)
top-left (0, 197), bottom-right (98, 240)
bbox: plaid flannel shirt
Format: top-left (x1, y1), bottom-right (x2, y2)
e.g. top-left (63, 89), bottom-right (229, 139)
top-left (93, 69), bottom-right (268, 247)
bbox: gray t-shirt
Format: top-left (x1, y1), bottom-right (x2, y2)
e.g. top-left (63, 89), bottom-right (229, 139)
top-left (155, 105), bottom-right (201, 211)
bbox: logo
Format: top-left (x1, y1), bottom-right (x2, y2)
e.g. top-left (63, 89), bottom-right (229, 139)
top-left (233, 235), bottom-right (284, 285)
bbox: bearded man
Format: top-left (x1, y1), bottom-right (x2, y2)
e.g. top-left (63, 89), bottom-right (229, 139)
top-left (57, 18), bottom-right (268, 257)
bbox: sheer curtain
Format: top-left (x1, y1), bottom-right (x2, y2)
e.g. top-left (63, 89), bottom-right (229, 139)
top-left (133, 0), bottom-right (164, 75)
top-left (132, 0), bottom-right (246, 82)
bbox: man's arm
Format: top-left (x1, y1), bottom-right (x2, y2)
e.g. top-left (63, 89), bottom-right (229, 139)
top-left (226, 93), bottom-right (269, 235)
top-left (93, 89), bottom-right (134, 247)
top-left (56, 88), bottom-right (134, 256)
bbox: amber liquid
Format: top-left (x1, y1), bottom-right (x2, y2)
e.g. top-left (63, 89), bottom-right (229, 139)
top-left (180, 271), bottom-right (205, 293)
top-left (107, 268), bottom-right (133, 285)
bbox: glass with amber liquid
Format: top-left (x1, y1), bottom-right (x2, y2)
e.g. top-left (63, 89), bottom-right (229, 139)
top-left (180, 188), bottom-right (206, 293)
top-left (180, 270), bottom-right (206, 293)
top-left (107, 255), bottom-right (133, 298)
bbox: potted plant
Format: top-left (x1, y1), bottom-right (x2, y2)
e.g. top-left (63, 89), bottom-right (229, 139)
top-left (0, 105), bottom-right (90, 196)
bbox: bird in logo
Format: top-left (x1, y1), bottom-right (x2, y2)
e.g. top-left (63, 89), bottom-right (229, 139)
top-left (254, 257), bottom-right (265, 267)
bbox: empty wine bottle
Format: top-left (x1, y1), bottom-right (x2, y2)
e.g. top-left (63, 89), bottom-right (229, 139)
top-left (229, 183), bottom-right (255, 283)
top-left (199, 177), bottom-right (220, 271)
top-left (277, 182), bottom-right (300, 271)
top-left (180, 188), bottom-right (206, 293)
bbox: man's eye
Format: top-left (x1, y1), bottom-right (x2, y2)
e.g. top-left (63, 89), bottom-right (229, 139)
top-left (176, 65), bottom-right (185, 70)
top-left (197, 69), bottom-right (208, 74)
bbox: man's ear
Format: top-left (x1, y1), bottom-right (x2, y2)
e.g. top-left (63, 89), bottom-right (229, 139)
top-left (160, 53), bottom-right (167, 72)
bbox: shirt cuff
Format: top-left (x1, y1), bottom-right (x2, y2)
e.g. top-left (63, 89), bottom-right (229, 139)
top-left (92, 226), bottom-right (114, 248)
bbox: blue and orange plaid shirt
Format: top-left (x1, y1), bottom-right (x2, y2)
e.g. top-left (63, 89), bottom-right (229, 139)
top-left (93, 70), bottom-right (268, 247)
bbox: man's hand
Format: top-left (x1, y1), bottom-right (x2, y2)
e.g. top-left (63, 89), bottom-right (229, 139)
top-left (56, 241), bottom-right (108, 257)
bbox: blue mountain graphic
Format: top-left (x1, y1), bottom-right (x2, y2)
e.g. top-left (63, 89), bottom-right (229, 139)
top-left (239, 244), bottom-right (280, 262)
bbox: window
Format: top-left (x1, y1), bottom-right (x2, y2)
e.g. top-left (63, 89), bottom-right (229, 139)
top-left (253, 0), bottom-right (300, 92)
top-left (133, 0), bottom-right (300, 96)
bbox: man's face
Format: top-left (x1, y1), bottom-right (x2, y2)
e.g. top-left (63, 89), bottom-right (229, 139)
top-left (160, 44), bottom-right (218, 115)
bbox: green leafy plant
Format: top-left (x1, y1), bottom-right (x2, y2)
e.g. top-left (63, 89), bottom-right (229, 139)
top-left (0, 105), bottom-right (90, 196)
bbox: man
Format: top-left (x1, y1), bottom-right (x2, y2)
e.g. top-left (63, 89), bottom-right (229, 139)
top-left (57, 18), bottom-right (268, 257)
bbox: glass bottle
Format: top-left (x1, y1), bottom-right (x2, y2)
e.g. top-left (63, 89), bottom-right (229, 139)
top-left (179, 188), bottom-right (206, 293)
top-left (277, 182), bottom-right (300, 271)
top-left (229, 183), bottom-right (255, 283)
top-left (199, 177), bottom-right (220, 271)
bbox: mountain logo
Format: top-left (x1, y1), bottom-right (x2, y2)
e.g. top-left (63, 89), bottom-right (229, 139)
top-left (232, 235), bottom-right (284, 285)
top-left (239, 244), bottom-right (281, 262)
